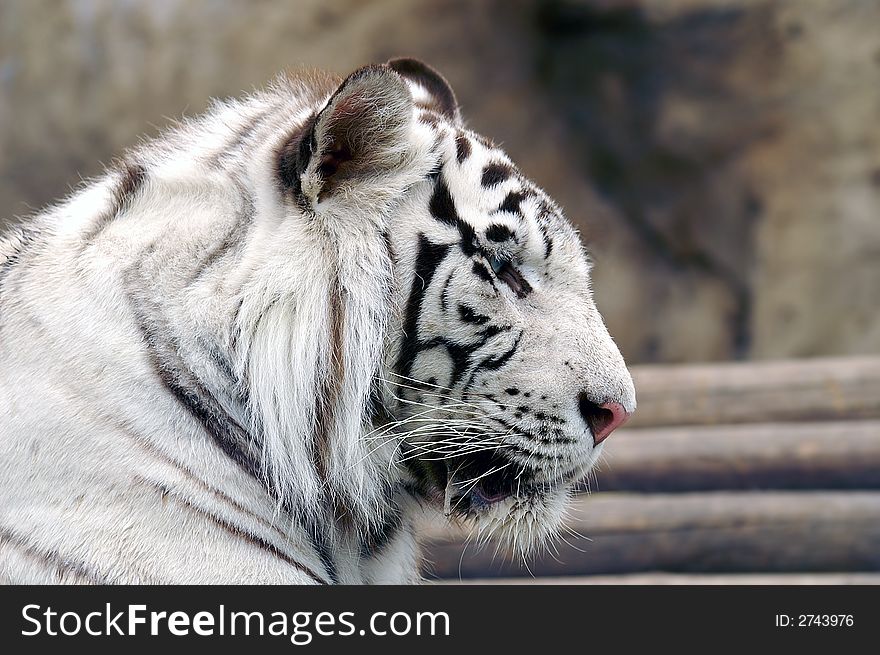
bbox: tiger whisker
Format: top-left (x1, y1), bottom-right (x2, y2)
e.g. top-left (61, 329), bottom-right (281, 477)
top-left (399, 444), bottom-right (517, 464)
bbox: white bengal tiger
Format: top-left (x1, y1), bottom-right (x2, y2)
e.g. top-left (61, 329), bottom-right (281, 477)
top-left (0, 59), bottom-right (636, 584)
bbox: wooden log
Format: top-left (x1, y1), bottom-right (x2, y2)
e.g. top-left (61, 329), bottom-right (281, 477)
top-left (434, 572), bottom-right (880, 585)
top-left (590, 420), bottom-right (880, 492)
top-left (627, 356), bottom-right (880, 428)
top-left (420, 491), bottom-right (880, 579)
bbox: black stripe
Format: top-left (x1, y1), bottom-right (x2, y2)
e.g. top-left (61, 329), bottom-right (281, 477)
top-left (426, 161), bottom-right (443, 182)
top-left (456, 219), bottom-right (478, 257)
top-left (163, 369), bottom-right (257, 476)
top-left (485, 223), bottom-right (515, 243)
top-left (455, 133), bottom-right (472, 163)
top-left (115, 418), bottom-right (291, 543)
top-left (439, 270), bottom-right (455, 312)
top-left (395, 232), bottom-right (513, 391)
top-left (458, 303), bottom-right (489, 325)
top-left (418, 110), bottom-right (441, 128)
top-left (539, 221), bottom-right (554, 259)
top-left (472, 261), bottom-right (494, 283)
top-left (360, 505), bottom-right (403, 558)
top-left (481, 162), bottom-right (514, 187)
top-left (115, 161), bottom-right (147, 207)
top-left (394, 235), bottom-right (451, 383)
top-left (496, 190), bottom-right (527, 215)
top-left (537, 201), bottom-right (557, 259)
top-left (481, 333), bottom-right (522, 371)
top-left (429, 174), bottom-right (483, 259)
top-left (187, 197), bottom-right (252, 286)
top-left (228, 297), bottom-right (246, 354)
top-left (125, 282), bottom-right (262, 484)
top-left (82, 161), bottom-right (147, 242)
top-left (418, 320), bottom-right (511, 389)
top-left (307, 527), bottom-right (339, 584)
top-left (0, 526), bottom-right (112, 584)
top-left (207, 103), bottom-right (279, 166)
top-left (419, 337), bottom-right (477, 387)
top-left (201, 336), bottom-right (241, 391)
top-left (477, 324), bottom-right (505, 340)
top-left (380, 229), bottom-right (396, 268)
top-left (462, 332), bottom-right (523, 395)
top-left (429, 177), bottom-right (459, 227)
top-left (0, 228), bottom-right (37, 293)
top-left (188, 234), bottom-right (239, 285)
top-left (156, 486), bottom-right (329, 584)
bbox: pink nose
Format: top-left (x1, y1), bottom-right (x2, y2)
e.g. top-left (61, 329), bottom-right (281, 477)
top-left (578, 396), bottom-right (632, 445)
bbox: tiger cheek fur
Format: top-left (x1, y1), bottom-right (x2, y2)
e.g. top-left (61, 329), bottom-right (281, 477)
top-left (0, 57), bottom-right (633, 584)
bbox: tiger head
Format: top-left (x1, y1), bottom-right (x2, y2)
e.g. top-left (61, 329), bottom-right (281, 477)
top-left (284, 59), bottom-right (636, 556)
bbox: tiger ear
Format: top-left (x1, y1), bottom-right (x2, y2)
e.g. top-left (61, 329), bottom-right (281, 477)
top-left (387, 58), bottom-right (460, 123)
top-left (279, 65), bottom-right (414, 206)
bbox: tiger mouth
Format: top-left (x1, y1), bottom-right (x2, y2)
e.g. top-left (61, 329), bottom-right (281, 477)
top-left (444, 457), bottom-right (519, 514)
top-left (411, 449), bottom-right (540, 516)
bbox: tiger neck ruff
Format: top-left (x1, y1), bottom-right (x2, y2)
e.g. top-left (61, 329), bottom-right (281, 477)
top-left (0, 59), bottom-right (635, 584)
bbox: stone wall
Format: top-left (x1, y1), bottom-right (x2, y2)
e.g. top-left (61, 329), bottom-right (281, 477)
top-left (1, 0), bottom-right (877, 363)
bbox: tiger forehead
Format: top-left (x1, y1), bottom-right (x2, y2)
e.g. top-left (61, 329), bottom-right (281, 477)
top-left (434, 130), bottom-right (567, 242)
top-left (416, 112), bottom-right (578, 264)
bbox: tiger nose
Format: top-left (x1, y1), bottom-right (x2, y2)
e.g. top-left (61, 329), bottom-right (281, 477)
top-left (578, 394), bottom-right (631, 445)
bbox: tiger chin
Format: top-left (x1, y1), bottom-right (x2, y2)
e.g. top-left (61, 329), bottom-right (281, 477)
top-left (0, 58), bottom-right (634, 584)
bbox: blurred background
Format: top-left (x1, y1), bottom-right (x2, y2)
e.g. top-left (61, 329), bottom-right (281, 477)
top-left (1, 0), bottom-right (878, 582)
